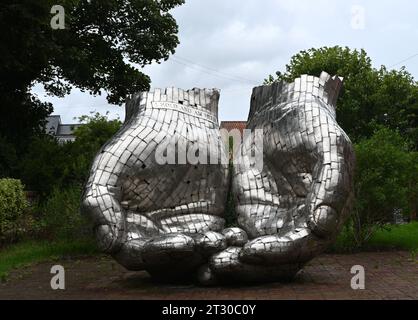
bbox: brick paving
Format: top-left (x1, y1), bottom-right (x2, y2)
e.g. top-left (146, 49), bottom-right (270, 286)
top-left (0, 251), bottom-right (416, 300)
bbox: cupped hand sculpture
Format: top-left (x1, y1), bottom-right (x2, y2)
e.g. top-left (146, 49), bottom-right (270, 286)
top-left (81, 88), bottom-right (230, 281)
top-left (81, 73), bottom-right (355, 285)
top-left (203, 72), bottom-right (355, 284)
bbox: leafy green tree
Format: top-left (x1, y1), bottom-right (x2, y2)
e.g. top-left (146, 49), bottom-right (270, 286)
top-left (265, 46), bottom-right (418, 147)
top-left (67, 112), bottom-right (122, 185)
top-left (0, 0), bottom-right (184, 171)
top-left (18, 112), bottom-right (120, 244)
top-left (407, 152), bottom-right (418, 221)
top-left (19, 112), bottom-right (121, 197)
top-left (0, 136), bottom-right (19, 178)
top-left (352, 127), bottom-right (415, 246)
top-left (0, 92), bottom-right (53, 164)
top-left (19, 136), bottom-right (69, 198)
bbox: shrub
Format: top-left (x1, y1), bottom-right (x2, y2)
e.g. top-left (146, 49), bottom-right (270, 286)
top-left (347, 127), bottom-right (416, 248)
top-left (19, 112), bottom-right (122, 200)
top-left (0, 179), bottom-right (29, 245)
top-left (327, 222), bottom-right (357, 253)
top-left (39, 186), bottom-right (92, 240)
top-left (0, 136), bottom-right (18, 178)
top-left (19, 136), bottom-right (68, 199)
top-left (61, 112), bottom-right (122, 188)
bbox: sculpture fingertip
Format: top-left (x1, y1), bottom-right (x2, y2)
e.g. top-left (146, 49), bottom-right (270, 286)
top-left (222, 227), bottom-right (249, 247)
top-left (309, 205), bottom-right (339, 238)
top-left (95, 224), bottom-right (121, 253)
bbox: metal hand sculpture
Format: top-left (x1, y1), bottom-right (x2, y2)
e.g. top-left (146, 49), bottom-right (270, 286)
top-left (203, 72), bottom-right (355, 284)
top-left (81, 73), bottom-right (355, 285)
top-left (81, 88), bottom-right (230, 281)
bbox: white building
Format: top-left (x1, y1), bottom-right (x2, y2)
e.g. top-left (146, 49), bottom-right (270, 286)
top-left (45, 115), bottom-right (82, 143)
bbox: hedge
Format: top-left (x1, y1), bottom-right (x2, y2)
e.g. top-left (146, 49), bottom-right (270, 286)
top-left (0, 179), bottom-right (28, 245)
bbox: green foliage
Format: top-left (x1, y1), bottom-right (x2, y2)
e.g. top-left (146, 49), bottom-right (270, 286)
top-left (265, 46), bottom-right (418, 148)
top-left (1, 0), bottom-right (184, 103)
top-left (368, 222), bottom-right (418, 252)
top-left (328, 222), bottom-right (358, 253)
top-left (355, 128), bottom-right (410, 215)
top-left (266, 47), bottom-right (418, 250)
top-left (348, 127), bottom-right (417, 247)
top-left (0, 239), bottom-right (98, 281)
top-left (0, 0), bottom-right (184, 174)
top-left (0, 92), bottom-right (53, 169)
top-left (20, 136), bottom-right (69, 198)
top-left (18, 113), bottom-right (120, 243)
top-left (331, 222), bottom-right (418, 253)
top-left (406, 151), bottom-right (418, 221)
top-left (67, 112), bottom-right (122, 183)
top-left (74, 112), bottom-right (122, 151)
top-left (38, 186), bottom-right (91, 240)
top-left (0, 179), bottom-right (29, 245)
top-left (19, 112), bottom-right (121, 197)
top-left (0, 136), bottom-right (19, 178)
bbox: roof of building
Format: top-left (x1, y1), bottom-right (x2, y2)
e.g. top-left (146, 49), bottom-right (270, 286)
top-left (220, 121), bottom-right (247, 135)
top-left (45, 115), bottom-right (81, 140)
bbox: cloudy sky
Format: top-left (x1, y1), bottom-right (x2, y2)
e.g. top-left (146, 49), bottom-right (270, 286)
top-left (33, 0), bottom-right (418, 123)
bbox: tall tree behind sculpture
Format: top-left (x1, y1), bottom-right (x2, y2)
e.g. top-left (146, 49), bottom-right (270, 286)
top-left (265, 46), bottom-right (418, 149)
top-left (0, 0), bottom-right (184, 172)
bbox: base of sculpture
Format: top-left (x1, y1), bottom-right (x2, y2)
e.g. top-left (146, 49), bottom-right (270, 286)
top-left (145, 263), bottom-right (302, 286)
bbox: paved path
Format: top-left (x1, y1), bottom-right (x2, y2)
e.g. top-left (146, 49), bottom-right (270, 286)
top-left (0, 251), bottom-right (417, 300)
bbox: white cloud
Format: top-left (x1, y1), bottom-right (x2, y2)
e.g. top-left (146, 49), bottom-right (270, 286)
top-left (36, 0), bottom-right (418, 123)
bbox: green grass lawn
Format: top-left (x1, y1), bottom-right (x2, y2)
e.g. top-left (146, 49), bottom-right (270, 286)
top-left (0, 239), bottom-right (98, 281)
top-left (368, 222), bottom-right (418, 252)
top-left (331, 221), bottom-right (418, 254)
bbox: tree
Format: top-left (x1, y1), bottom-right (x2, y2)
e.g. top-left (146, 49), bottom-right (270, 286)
top-left (19, 112), bottom-right (121, 198)
top-left (0, 136), bottom-right (18, 178)
top-left (67, 112), bottom-right (122, 185)
top-left (407, 152), bottom-right (418, 221)
top-left (19, 136), bottom-right (69, 197)
top-left (351, 127), bottom-right (415, 246)
top-left (0, 0), bottom-right (184, 171)
top-left (265, 46), bottom-right (418, 148)
top-left (0, 91), bottom-right (53, 170)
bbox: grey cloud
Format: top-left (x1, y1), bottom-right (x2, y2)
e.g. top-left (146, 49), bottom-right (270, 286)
top-left (34, 0), bottom-right (418, 123)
